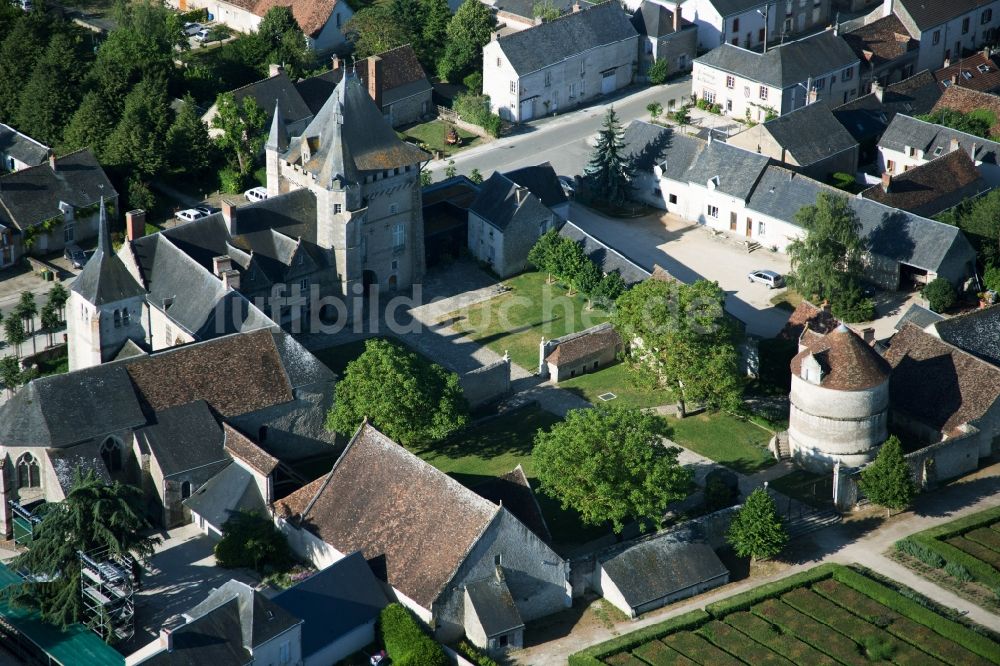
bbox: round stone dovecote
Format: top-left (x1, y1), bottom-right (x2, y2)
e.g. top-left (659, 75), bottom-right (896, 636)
top-left (788, 324), bottom-right (891, 472)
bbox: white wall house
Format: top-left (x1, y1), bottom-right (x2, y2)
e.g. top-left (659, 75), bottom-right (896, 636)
top-left (678, 0), bottom-right (833, 52)
top-left (483, 2), bottom-right (639, 122)
top-left (692, 28), bottom-right (861, 121)
top-left (887, 0), bottom-right (1000, 73)
top-left (876, 113), bottom-right (1000, 185)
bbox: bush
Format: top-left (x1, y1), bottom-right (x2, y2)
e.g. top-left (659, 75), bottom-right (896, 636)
top-left (984, 265), bottom-right (1000, 292)
top-left (922, 277), bottom-right (956, 313)
top-left (378, 604), bottom-right (448, 666)
top-left (647, 58), bottom-right (669, 85)
top-left (895, 538), bottom-right (945, 568)
top-left (696, 98), bottom-right (709, 110)
top-left (454, 92), bottom-right (502, 138)
top-left (214, 511), bottom-right (293, 574)
top-left (831, 295), bottom-right (875, 323)
top-left (462, 71), bottom-right (483, 94)
top-left (219, 166), bottom-right (247, 194)
top-left (704, 564), bottom-right (838, 617)
top-left (569, 609), bottom-right (710, 664)
top-left (457, 641), bottom-right (499, 666)
top-left (179, 7), bottom-right (208, 22)
top-left (944, 561), bottom-right (974, 582)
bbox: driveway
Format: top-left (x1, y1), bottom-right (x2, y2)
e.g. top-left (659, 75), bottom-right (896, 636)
top-left (567, 203), bottom-right (793, 337)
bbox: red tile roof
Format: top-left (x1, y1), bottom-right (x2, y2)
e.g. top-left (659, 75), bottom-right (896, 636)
top-left (861, 149), bottom-right (988, 216)
top-left (779, 300), bottom-right (839, 341)
top-left (224, 423), bottom-right (280, 476)
top-left (932, 85), bottom-right (1000, 136)
top-left (248, 0), bottom-right (339, 37)
top-left (791, 324), bottom-right (890, 391)
top-left (933, 52), bottom-right (1000, 93)
top-left (843, 14), bottom-right (916, 68)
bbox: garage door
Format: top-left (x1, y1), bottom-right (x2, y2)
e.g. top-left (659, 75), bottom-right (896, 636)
top-left (520, 98), bottom-right (534, 121)
top-left (601, 71), bottom-right (616, 95)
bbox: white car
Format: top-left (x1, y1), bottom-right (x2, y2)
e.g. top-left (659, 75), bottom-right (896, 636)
top-left (176, 208), bottom-right (208, 223)
top-left (245, 187), bottom-right (268, 202)
top-left (747, 269), bottom-right (785, 289)
top-left (195, 28), bottom-right (213, 42)
top-left (183, 22), bottom-right (202, 36)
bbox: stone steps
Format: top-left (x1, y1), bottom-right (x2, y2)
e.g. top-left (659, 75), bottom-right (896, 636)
top-left (785, 509), bottom-right (841, 538)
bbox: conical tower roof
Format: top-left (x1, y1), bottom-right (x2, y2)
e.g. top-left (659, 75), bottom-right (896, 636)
top-left (71, 197), bottom-right (146, 306)
top-left (265, 98), bottom-right (289, 153)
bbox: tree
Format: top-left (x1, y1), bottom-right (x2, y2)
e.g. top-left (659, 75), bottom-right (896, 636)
top-left (647, 58), bottom-right (669, 85)
top-left (591, 270), bottom-right (626, 309)
top-left (7, 470), bottom-right (159, 630)
top-left (345, 4), bottom-right (410, 59)
top-left (528, 229), bottom-right (562, 281)
top-left (726, 487), bottom-right (788, 561)
top-left (127, 174), bottom-right (157, 213)
top-left (105, 76), bottom-right (173, 177)
top-left (672, 105), bottom-right (690, 127)
top-left (534, 405), bottom-right (691, 533)
top-left (419, 0), bottom-right (451, 66)
top-left (3, 316), bottom-right (25, 358)
top-left (167, 94), bottom-right (214, 176)
top-left (16, 291), bottom-right (38, 355)
top-left (438, 0), bottom-right (494, 81)
top-left (0, 356), bottom-right (21, 396)
top-left (47, 283), bottom-right (69, 322)
top-left (916, 108), bottom-right (995, 139)
top-left (533, 0), bottom-right (561, 21)
top-left (420, 170), bottom-right (433, 186)
top-left (584, 107), bottom-right (634, 207)
top-left (61, 91), bottom-right (118, 159)
top-left (445, 159), bottom-right (457, 178)
top-left (0, 12), bottom-right (49, 121)
top-left (787, 192), bottom-right (871, 321)
top-left (613, 278), bottom-right (744, 415)
top-left (214, 511), bottom-right (293, 573)
top-left (922, 277), bottom-right (956, 313)
top-left (211, 92), bottom-right (268, 175)
top-left (14, 31), bottom-right (90, 146)
top-left (40, 301), bottom-right (61, 348)
top-left (469, 168), bottom-right (483, 184)
top-left (327, 338), bottom-right (469, 446)
top-left (255, 6), bottom-right (313, 78)
top-left (859, 436), bottom-right (918, 516)
top-left (647, 101), bottom-right (662, 123)
top-left (937, 189), bottom-right (1000, 264)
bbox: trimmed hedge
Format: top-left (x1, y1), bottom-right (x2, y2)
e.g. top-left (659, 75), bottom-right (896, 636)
top-left (832, 566), bottom-right (1000, 663)
top-left (703, 563), bottom-right (838, 617)
top-left (916, 506), bottom-right (1000, 541)
top-left (906, 535), bottom-right (1000, 589)
top-left (378, 604), bottom-right (448, 666)
top-left (568, 609), bottom-right (710, 666)
top-left (898, 507), bottom-right (1000, 589)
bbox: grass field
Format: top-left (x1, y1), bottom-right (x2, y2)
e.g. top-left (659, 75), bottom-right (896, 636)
top-left (557, 363), bottom-right (668, 409)
top-left (401, 120), bottom-right (482, 156)
top-left (575, 565), bottom-right (1000, 666)
top-left (451, 271), bottom-right (610, 370)
top-left (664, 412), bottom-right (775, 475)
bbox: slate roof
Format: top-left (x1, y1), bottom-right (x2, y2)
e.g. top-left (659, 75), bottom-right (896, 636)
top-left (186, 580), bottom-right (300, 650)
top-left (932, 305), bottom-right (1000, 367)
top-left (834, 70), bottom-right (941, 141)
top-left (748, 102), bottom-right (858, 166)
top-left (136, 401), bottom-right (226, 477)
top-left (273, 552), bottom-right (388, 659)
top-left (493, 0), bottom-right (592, 21)
top-left (703, 0), bottom-right (769, 16)
top-left (504, 163), bottom-right (568, 209)
top-left (546, 322), bottom-right (622, 365)
top-left (72, 198), bottom-right (146, 306)
top-left (631, 1), bottom-right (690, 38)
top-left (694, 30), bottom-right (859, 89)
top-left (496, 2), bottom-right (638, 76)
top-left (779, 300), bottom-right (840, 340)
top-left (684, 138), bottom-right (770, 200)
top-left (558, 220), bottom-right (651, 286)
top-left (0, 149), bottom-right (116, 231)
top-left (183, 462), bottom-right (265, 530)
top-left (894, 303), bottom-right (945, 331)
top-left (470, 172), bottom-right (553, 232)
top-left (600, 540), bottom-right (728, 609)
top-left (934, 51), bottom-right (1000, 93)
top-left (226, 71), bottom-right (313, 136)
top-left (843, 14), bottom-right (916, 69)
top-left (621, 120), bottom-right (703, 179)
top-left (46, 443), bottom-right (111, 495)
top-left (0, 123), bottom-right (48, 167)
top-left (861, 149), bottom-right (989, 217)
top-left (296, 46), bottom-right (432, 113)
top-left (879, 113), bottom-right (1000, 166)
top-left (474, 465), bottom-right (552, 542)
top-left (465, 571), bottom-right (524, 637)
top-left (274, 423), bottom-right (501, 609)
top-left (885, 323), bottom-right (1000, 435)
top-left (141, 598), bottom-right (251, 665)
top-left (932, 85), bottom-right (1000, 136)
top-left (895, 0), bottom-right (996, 32)
top-left (792, 323), bottom-right (891, 391)
top-left (223, 423), bottom-right (280, 476)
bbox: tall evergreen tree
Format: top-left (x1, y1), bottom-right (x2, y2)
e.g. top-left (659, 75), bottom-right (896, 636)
top-left (726, 487), bottom-right (788, 561)
top-left (585, 107), bottom-right (634, 207)
top-left (344, 4), bottom-right (409, 59)
top-left (438, 0), bottom-right (494, 81)
top-left (104, 76), bottom-right (173, 177)
top-left (0, 355), bottom-right (20, 396)
top-left (167, 94), bottom-right (214, 176)
top-left (61, 91), bottom-right (118, 159)
top-left (14, 31), bottom-right (90, 146)
top-left (4, 313), bottom-right (26, 358)
top-left (859, 436), bottom-right (918, 516)
top-left (419, 0), bottom-right (451, 66)
top-left (0, 13), bottom-right (50, 121)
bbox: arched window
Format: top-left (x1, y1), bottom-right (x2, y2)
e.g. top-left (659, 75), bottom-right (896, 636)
top-left (16, 453), bottom-right (40, 489)
top-left (100, 437), bottom-right (123, 473)
top-left (181, 481), bottom-right (191, 499)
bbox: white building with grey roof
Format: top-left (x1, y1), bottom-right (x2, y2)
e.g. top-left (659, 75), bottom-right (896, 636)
top-left (877, 112), bottom-right (1000, 184)
top-left (678, 0), bottom-right (833, 52)
top-left (0, 123), bottom-right (48, 173)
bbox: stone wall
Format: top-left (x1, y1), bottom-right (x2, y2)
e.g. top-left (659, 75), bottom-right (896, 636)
top-left (460, 357), bottom-right (511, 408)
top-left (387, 90), bottom-right (432, 128)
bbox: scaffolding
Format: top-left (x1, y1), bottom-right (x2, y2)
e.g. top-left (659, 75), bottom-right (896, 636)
top-left (9, 500), bottom-right (42, 546)
top-left (77, 547), bottom-right (134, 643)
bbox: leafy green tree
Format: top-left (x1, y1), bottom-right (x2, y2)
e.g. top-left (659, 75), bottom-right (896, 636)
top-left (591, 270), bottom-right (626, 309)
top-left (937, 189), bottom-right (1000, 265)
top-left (211, 92), bottom-right (268, 175)
top-left (40, 301), bottom-right (61, 348)
top-left (469, 168), bottom-right (483, 184)
top-left (917, 108), bottom-right (995, 139)
top-left (534, 405), bottom-right (691, 533)
top-left (0, 356), bottom-right (21, 396)
top-left (14, 32), bottom-right (90, 146)
top-left (255, 6), bottom-right (313, 78)
top-left (647, 58), bottom-right (669, 85)
top-left (92, 1), bottom-right (179, 105)
top-left (613, 278), bottom-right (743, 415)
top-left (528, 229), bottom-right (562, 280)
top-left (61, 91), bottom-right (117, 158)
top-left (167, 94), bottom-right (214, 176)
top-left (533, 0), bottom-right (561, 21)
top-left (6, 470), bottom-right (159, 630)
top-left (552, 235), bottom-right (588, 292)
top-left (0, 12), bottom-right (49, 121)
top-left (127, 175), bottom-right (157, 216)
top-left (419, 0), bottom-right (451, 66)
top-left (585, 107), bottom-right (634, 207)
top-left (344, 4), bottom-right (409, 59)
top-left (214, 511), bottom-right (293, 573)
top-left (787, 192), bottom-right (871, 321)
top-left (672, 105), bottom-right (690, 126)
top-left (438, 0), bottom-right (494, 81)
top-left (859, 436), bottom-right (918, 516)
top-left (48, 283), bottom-right (68, 321)
top-left (16, 291), bottom-right (37, 355)
top-left (105, 76), bottom-right (173, 177)
top-left (726, 487), bottom-right (788, 561)
top-left (574, 256), bottom-right (602, 297)
top-left (647, 101), bottom-right (662, 122)
top-left (420, 170), bottom-right (433, 186)
top-left (327, 338), bottom-right (469, 445)
top-left (922, 277), bottom-right (956, 313)
top-left (4, 316), bottom-right (25, 358)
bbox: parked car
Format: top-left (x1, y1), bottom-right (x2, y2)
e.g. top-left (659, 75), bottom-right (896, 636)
top-left (183, 22), bottom-right (202, 36)
top-left (176, 208), bottom-right (208, 223)
top-left (245, 187), bottom-right (268, 202)
top-left (194, 205), bottom-right (213, 216)
top-left (64, 244), bottom-right (87, 269)
top-left (194, 28), bottom-right (213, 42)
top-left (747, 269), bottom-right (785, 289)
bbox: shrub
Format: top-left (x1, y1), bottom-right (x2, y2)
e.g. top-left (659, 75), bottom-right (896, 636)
top-left (696, 98), bottom-right (709, 110)
top-left (647, 58), bottom-right (669, 85)
top-left (832, 295), bottom-right (875, 323)
top-left (214, 511), bottom-right (293, 574)
top-left (984, 265), bottom-right (1000, 292)
top-left (454, 92), bottom-right (503, 138)
top-left (219, 166), bottom-right (247, 194)
top-left (944, 561), bottom-right (974, 582)
top-left (569, 609), bottom-right (710, 664)
top-left (462, 71), bottom-right (483, 94)
top-left (923, 277), bottom-right (956, 313)
top-left (704, 564), bottom-right (838, 617)
top-left (457, 640), bottom-right (499, 666)
top-left (895, 538), bottom-right (945, 568)
top-left (378, 604), bottom-right (448, 666)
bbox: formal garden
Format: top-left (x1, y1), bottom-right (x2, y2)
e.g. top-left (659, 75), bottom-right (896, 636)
top-left (571, 564), bottom-right (1000, 666)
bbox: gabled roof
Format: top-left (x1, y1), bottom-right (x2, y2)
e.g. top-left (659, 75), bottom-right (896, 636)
top-left (778, 300), bottom-right (840, 341)
top-left (465, 570), bottom-right (524, 637)
top-left (0, 149), bottom-right (115, 231)
top-left (558, 221), bottom-right (650, 286)
top-left (600, 540), bottom-right (728, 609)
top-left (834, 70), bottom-right (941, 142)
top-left (684, 138), bottom-right (770, 200)
top-left (137, 400), bottom-right (226, 477)
top-left (879, 113), bottom-right (1000, 165)
top-left (186, 580), bottom-right (300, 650)
top-left (245, 0), bottom-right (339, 37)
top-left (496, 2), bottom-right (638, 76)
top-left (273, 552), bottom-right (388, 658)
top-left (932, 305), bottom-right (1000, 367)
top-left (894, 303), bottom-right (944, 332)
top-left (545, 322), bottom-right (622, 365)
top-left (931, 85), bottom-right (1000, 136)
top-left (694, 30), bottom-right (858, 89)
top-left (885, 323), bottom-right (1000, 435)
top-left (792, 323), bottom-right (891, 391)
top-left (843, 14), bottom-right (916, 69)
top-left (274, 423), bottom-right (501, 609)
top-left (702, 0), bottom-right (769, 16)
top-left (861, 149), bottom-right (990, 217)
top-left (296, 47), bottom-right (432, 113)
top-left (895, 0), bottom-right (996, 32)
top-left (140, 598), bottom-right (251, 665)
top-left (0, 123), bottom-right (48, 167)
top-left (621, 120), bottom-right (703, 178)
top-left (72, 198), bottom-right (146, 306)
top-left (474, 465), bottom-right (552, 542)
top-left (470, 172), bottom-right (553, 232)
top-left (631, 1), bottom-right (690, 38)
top-left (504, 163), bottom-right (567, 209)
top-left (226, 71), bottom-right (313, 135)
top-left (493, 0), bottom-right (592, 21)
top-left (183, 462), bottom-right (265, 530)
top-left (934, 51), bottom-right (1000, 93)
top-left (223, 423), bottom-right (280, 476)
top-left (748, 102), bottom-right (858, 166)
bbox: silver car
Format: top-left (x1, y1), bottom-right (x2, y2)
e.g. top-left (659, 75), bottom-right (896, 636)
top-left (747, 269), bottom-right (785, 289)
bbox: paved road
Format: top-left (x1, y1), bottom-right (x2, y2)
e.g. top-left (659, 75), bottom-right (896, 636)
top-left (429, 78), bottom-right (695, 181)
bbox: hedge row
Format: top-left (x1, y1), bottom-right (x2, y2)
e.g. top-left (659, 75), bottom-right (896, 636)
top-left (903, 535), bottom-right (1000, 589)
top-left (915, 506), bottom-right (1000, 541)
top-left (703, 563), bottom-right (838, 617)
top-left (377, 604), bottom-right (448, 666)
top-left (567, 609), bottom-right (710, 666)
top-left (832, 566), bottom-right (1000, 663)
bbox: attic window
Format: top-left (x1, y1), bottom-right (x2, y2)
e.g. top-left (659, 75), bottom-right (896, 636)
top-left (943, 79), bottom-right (952, 87)
top-left (963, 70), bottom-right (974, 80)
top-left (978, 64), bottom-right (991, 73)
top-left (934, 146), bottom-right (944, 156)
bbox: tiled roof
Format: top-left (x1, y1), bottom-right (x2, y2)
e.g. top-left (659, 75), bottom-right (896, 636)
top-left (861, 149), bottom-right (990, 217)
top-left (600, 540), bottom-right (728, 609)
top-left (934, 51), bottom-right (1000, 93)
top-left (496, 2), bottom-right (638, 76)
top-left (932, 85), bottom-right (1000, 135)
top-left (834, 70), bottom-right (941, 141)
top-left (843, 14), bottom-right (915, 68)
top-left (749, 102), bottom-right (858, 166)
top-left (274, 423), bottom-right (501, 608)
top-left (932, 305), bottom-right (1000, 367)
top-left (0, 123), bottom-right (48, 167)
top-left (779, 300), bottom-right (840, 340)
top-left (694, 30), bottom-right (859, 89)
top-left (895, 0), bottom-right (996, 32)
top-left (791, 323), bottom-right (891, 391)
top-left (474, 465), bottom-right (551, 542)
top-left (141, 598), bottom-right (250, 665)
top-left (885, 323), bottom-right (1000, 435)
top-left (545, 322), bottom-right (622, 366)
top-left (250, 0), bottom-right (339, 36)
top-left (186, 580), bottom-right (300, 650)
top-left (46, 443), bottom-right (111, 496)
top-left (894, 303), bottom-right (944, 331)
top-left (72, 198), bottom-right (146, 306)
top-left (684, 139), bottom-right (771, 200)
top-left (223, 423), bottom-right (280, 476)
top-left (296, 46), bottom-right (431, 113)
top-left (227, 71), bottom-right (313, 134)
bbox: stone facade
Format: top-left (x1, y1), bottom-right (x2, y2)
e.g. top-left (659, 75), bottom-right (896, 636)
top-left (888, 0), bottom-right (1000, 73)
top-left (727, 122), bottom-right (860, 180)
top-left (460, 357), bottom-right (512, 408)
top-left (680, 0), bottom-right (833, 52)
top-left (67, 289), bottom-right (147, 371)
top-left (539, 323), bottom-right (623, 382)
top-left (467, 203), bottom-right (554, 278)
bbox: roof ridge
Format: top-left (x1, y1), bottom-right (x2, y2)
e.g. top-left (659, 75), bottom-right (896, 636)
top-left (498, 0), bottom-right (618, 40)
top-left (298, 420), bottom-right (367, 522)
top-left (433, 502), bottom-right (503, 602)
top-left (898, 322), bottom-right (1000, 375)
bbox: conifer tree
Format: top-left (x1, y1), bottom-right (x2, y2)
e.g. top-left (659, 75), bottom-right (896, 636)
top-left (860, 436), bottom-right (918, 516)
top-left (726, 487), bottom-right (788, 561)
top-left (585, 107), bottom-right (634, 207)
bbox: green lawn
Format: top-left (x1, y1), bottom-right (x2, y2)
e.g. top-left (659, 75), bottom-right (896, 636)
top-left (770, 287), bottom-right (804, 312)
top-left (664, 411), bottom-right (776, 474)
top-left (451, 271), bottom-right (610, 370)
top-left (401, 120), bottom-right (482, 157)
top-left (558, 362), bottom-right (670, 409)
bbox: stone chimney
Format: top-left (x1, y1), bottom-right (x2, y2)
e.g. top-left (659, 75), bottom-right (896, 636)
top-left (160, 627), bottom-right (174, 652)
top-left (222, 268), bottom-right (240, 291)
top-left (943, 58), bottom-right (951, 69)
top-left (268, 63), bottom-right (283, 77)
top-left (871, 79), bottom-right (884, 102)
top-left (881, 171), bottom-right (892, 192)
top-left (862, 327), bottom-right (875, 345)
top-left (951, 73), bottom-right (959, 84)
top-left (49, 152), bottom-right (56, 171)
top-left (331, 55), bottom-right (341, 72)
top-left (212, 255), bottom-right (232, 277)
top-left (672, 7), bottom-right (680, 32)
top-left (950, 137), bottom-right (960, 152)
top-left (971, 142), bottom-right (979, 160)
top-left (368, 56), bottom-right (383, 111)
top-left (221, 199), bottom-right (237, 235)
top-left (125, 209), bottom-right (146, 241)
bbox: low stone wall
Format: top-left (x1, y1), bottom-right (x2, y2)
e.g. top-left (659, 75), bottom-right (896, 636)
top-left (19, 343), bottom-right (67, 371)
top-left (460, 357), bottom-right (511, 408)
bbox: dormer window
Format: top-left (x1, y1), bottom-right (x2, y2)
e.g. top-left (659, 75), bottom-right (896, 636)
top-left (801, 354), bottom-right (824, 385)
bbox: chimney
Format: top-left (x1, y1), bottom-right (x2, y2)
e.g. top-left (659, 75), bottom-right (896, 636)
top-left (673, 7), bottom-right (680, 32)
top-left (160, 627), bottom-right (174, 652)
top-left (515, 187), bottom-right (527, 205)
top-left (862, 327), bottom-right (875, 345)
top-left (534, 14), bottom-right (543, 24)
top-left (971, 142), bottom-right (979, 160)
top-left (881, 171), bottom-right (892, 192)
top-left (221, 268), bottom-right (241, 291)
top-left (331, 55), bottom-right (341, 72)
top-left (951, 73), bottom-right (959, 84)
top-left (125, 209), bottom-right (146, 241)
top-left (268, 63), bottom-right (283, 77)
top-left (212, 255), bottom-right (232, 277)
top-left (221, 199), bottom-right (237, 235)
top-left (572, 1), bottom-right (580, 11)
top-left (48, 152), bottom-right (56, 171)
top-left (950, 137), bottom-right (960, 152)
top-left (943, 58), bottom-right (951, 69)
top-left (368, 56), bottom-right (383, 111)
top-left (872, 79), bottom-right (884, 102)
top-left (820, 299), bottom-right (831, 312)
